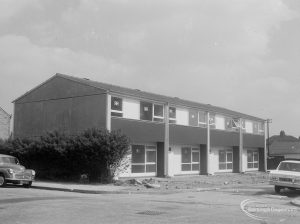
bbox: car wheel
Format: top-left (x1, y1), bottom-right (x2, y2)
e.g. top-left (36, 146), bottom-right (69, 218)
top-left (275, 185), bottom-right (282, 194)
top-left (23, 181), bottom-right (32, 188)
top-left (0, 175), bottom-right (6, 187)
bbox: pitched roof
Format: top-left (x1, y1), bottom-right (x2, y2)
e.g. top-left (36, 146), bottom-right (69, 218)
top-left (0, 107), bottom-right (11, 118)
top-left (268, 131), bottom-right (299, 146)
top-left (270, 141), bottom-right (300, 155)
top-left (15, 73), bottom-right (265, 122)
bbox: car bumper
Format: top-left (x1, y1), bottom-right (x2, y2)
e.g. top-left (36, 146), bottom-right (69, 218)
top-left (6, 173), bottom-right (35, 182)
top-left (269, 181), bottom-right (300, 189)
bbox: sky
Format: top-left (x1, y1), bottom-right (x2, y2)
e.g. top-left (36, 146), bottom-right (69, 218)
top-left (0, 0), bottom-right (300, 137)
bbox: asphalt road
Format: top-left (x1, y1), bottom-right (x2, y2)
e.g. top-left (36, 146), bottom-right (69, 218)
top-left (0, 184), bottom-right (300, 224)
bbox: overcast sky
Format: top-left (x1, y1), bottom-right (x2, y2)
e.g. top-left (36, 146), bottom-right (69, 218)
top-left (0, 0), bottom-right (300, 137)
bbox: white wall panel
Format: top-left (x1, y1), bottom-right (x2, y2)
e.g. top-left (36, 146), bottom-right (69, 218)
top-left (245, 121), bottom-right (253, 133)
top-left (176, 108), bottom-right (189, 125)
top-left (215, 115), bottom-right (225, 130)
top-left (123, 98), bottom-right (140, 120)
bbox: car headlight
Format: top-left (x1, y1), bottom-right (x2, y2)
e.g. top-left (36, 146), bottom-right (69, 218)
top-left (7, 168), bottom-right (14, 174)
top-left (31, 170), bottom-right (36, 176)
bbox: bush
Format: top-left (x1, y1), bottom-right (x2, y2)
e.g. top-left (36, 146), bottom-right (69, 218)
top-left (0, 129), bottom-right (130, 183)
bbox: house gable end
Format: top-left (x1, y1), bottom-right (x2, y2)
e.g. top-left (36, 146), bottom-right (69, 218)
top-left (14, 75), bottom-right (107, 104)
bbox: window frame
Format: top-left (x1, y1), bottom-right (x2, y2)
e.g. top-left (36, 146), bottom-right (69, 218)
top-left (131, 144), bottom-right (157, 174)
top-left (153, 104), bottom-right (164, 122)
top-left (209, 113), bottom-right (216, 129)
top-left (258, 122), bottom-right (265, 135)
top-left (140, 101), bottom-right (153, 121)
top-left (247, 150), bottom-right (259, 169)
top-left (198, 111), bottom-right (207, 128)
top-left (169, 106), bottom-right (177, 124)
top-left (111, 96), bottom-right (123, 117)
top-left (181, 147), bottom-right (200, 172)
top-left (218, 150), bottom-right (233, 171)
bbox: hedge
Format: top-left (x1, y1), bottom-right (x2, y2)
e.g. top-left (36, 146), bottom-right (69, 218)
top-left (0, 129), bottom-right (130, 183)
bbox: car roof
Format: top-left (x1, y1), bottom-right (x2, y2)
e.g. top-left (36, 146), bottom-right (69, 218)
top-left (0, 154), bottom-right (15, 158)
top-left (281, 160), bottom-right (300, 164)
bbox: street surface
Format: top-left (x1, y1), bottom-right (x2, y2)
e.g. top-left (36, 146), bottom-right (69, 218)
top-left (0, 184), bottom-right (299, 224)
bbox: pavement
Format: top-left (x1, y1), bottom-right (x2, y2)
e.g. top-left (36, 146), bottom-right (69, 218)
top-left (32, 181), bottom-right (131, 194)
top-left (30, 173), bottom-right (300, 207)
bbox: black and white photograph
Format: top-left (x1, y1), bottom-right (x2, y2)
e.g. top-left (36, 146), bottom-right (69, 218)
top-left (1, 0), bottom-right (300, 223)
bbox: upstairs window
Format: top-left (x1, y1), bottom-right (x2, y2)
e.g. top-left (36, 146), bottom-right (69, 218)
top-left (140, 101), bottom-right (153, 121)
top-left (189, 110), bottom-right (198, 127)
top-left (153, 104), bottom-right (164, 122)
top-left (253, 122), bottom-right (259, 134)
top-left (209, 114), bottom-right (216, 129)
top-left (169, 107), bottom-right (176, 124)
top-left (232, 118), bottom-right (240, 130)
top-left (111, 97), bottom-right (123, 117)
top-left (198, 111), bottom-right (207, 128)
top-left (241, 119), bottom-right (246, 131)
top-left (258, 122), bottom-right (265, 135)
top-left (225, 117), bottom-right (240, 131)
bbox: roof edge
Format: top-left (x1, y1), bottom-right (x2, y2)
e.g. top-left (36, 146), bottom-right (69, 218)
top-left (12, 74), bottom-right (59, 103)
top-left (0, 106), bottom-right (11, 118)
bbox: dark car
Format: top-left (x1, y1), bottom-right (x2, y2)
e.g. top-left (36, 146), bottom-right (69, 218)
top-left (0, 154), bottom-right (35, 188)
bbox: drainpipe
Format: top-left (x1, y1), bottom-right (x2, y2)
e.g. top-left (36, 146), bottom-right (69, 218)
top-left (207, 112), bottom-right (211, 175)
top-left (239, 118), bottom-right (244, 173)
top-left (106, 93), bottom-right (111, 132)
top-left (164, 103), bottom-right (170, 177)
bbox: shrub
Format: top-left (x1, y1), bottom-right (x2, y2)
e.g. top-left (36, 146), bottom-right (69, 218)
top-left (0, 129), bottom-right (130, 183)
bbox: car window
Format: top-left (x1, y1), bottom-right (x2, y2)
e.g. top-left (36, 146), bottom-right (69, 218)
top-left (0, 157), bottom-right (17, 164)
top-left (278, 162), bottom-right (300, 172)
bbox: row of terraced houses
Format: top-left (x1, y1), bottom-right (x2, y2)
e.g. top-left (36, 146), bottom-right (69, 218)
top-left (13, 73), bottom-right (267, 177)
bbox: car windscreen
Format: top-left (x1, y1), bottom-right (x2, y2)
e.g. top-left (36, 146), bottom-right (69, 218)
top-left (0, 157), bottom-right (17, 164)
top-left (278, 162), bottom-right (300, 172)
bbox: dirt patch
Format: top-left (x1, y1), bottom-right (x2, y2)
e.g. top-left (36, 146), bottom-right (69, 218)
top-left (115, 172), bottom-right (269, 192)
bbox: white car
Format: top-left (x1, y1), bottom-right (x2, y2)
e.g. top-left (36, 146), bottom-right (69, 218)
top-left (269, 160), bottom-right (300, 193)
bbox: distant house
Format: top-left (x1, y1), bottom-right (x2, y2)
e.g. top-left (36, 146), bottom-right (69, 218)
top-left (0, 107), bottom-right (11, 140)
top-left (269, 141), bottom-right (300, 160)
top-left (267, 131), bottom-right (300, 169)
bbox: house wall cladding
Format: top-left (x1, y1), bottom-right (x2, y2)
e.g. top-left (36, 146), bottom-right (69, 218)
top-left (14, 76), bottom-right (107, 138)
top-left (0, 109), bottom-right (10, 139)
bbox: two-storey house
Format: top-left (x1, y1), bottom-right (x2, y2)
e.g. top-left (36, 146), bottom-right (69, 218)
top-left (13, 73), bottom-right (267, 177)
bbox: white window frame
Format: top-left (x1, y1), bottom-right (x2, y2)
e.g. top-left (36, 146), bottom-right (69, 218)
top-left (169, 107), bottom-right (176, 124)
top-left (198, 111), bottom-right (207, 127)
top-left (181, 147), bottom-right (200, 173)
top-left (258, 122), bottom-right (265, 135)
top-left (219, 150), bottom-right (233, 171)
top-left (111, 96), bottom-right (123, 117)
top-left (209, 114), bottom-right (216, 128)
top-left (247, 150), bottom-right (259, 170)
top-left (131, 144), bottom-right (157, 176)
top-left (231, 118), bottom-right (240, 131)
top-left (153, 104), bottom-right (164, 122)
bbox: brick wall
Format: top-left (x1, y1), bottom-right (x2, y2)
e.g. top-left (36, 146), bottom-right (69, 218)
top-left (0, 109), bottom-right (11, 140)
